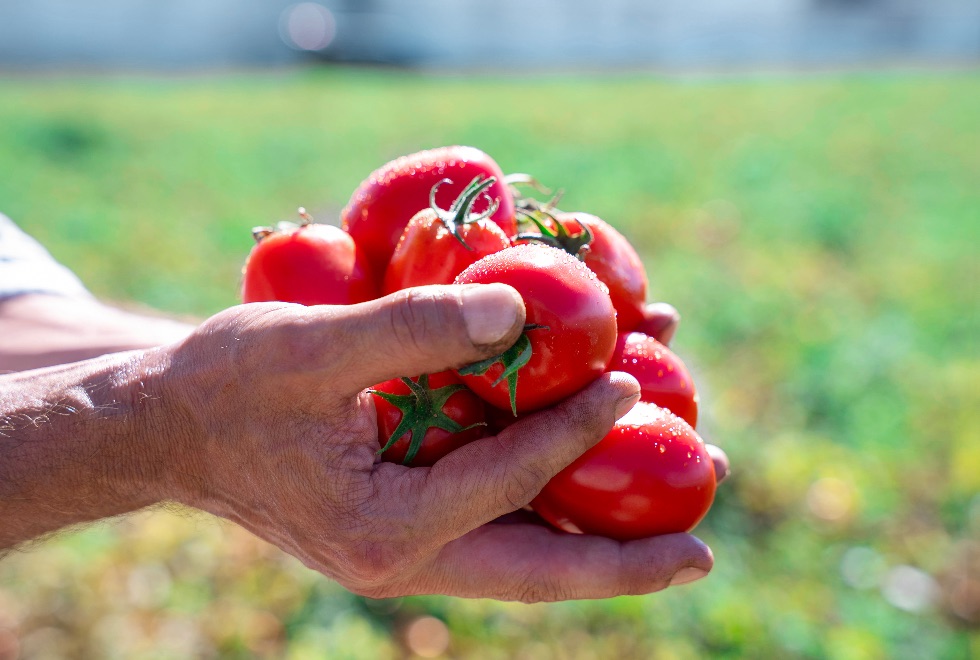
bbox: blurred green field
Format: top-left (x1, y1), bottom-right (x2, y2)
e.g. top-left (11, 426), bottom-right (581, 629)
top-left (1, 68), bottom-right (978, 658)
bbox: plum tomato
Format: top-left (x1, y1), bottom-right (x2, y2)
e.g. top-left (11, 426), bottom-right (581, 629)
top-left (607, 331), bottom-right (699, 427)
top-left (531, 402), bottom-right (716, 540)
top-left (454, 244), bottom-right (618, 415)
top-left (241, 208), bottom-right (378, 306)
top-left (383, 175), bottom-right (511, 294)
top-left (342, 146), bottom-right (517, 279)
top-left (517, 210), bottom-right (649, 332)
top-left (371, 371), bottom-right (487, 467)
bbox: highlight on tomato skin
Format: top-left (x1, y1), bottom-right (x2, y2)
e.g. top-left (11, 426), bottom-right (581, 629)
top-left (341, 146), bottom-right (517, 279)
top-left (453, 244), bottom-right (618, 415)
top-left (512, 206), bottom-right (649, 333)
top-left (607, 331), bottom-right (699, 428)
top-left (530, 402), bottom-right (716, 541)
top-left (552, 212), bottom-right (649, 333)
top-left (382, 175), bottom-right (512, 293)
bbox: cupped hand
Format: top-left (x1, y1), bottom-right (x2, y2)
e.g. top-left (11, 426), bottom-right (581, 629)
top-left (160, 284), bottom-right (721, 602)
top-left (636, 301), bottom-right (681, 346)
top-left (637, 301), bottom-right (730, 482)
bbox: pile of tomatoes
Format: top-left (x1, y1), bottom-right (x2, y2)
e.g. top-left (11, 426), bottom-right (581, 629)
top-left (241, 145), bottom-right (715, 541)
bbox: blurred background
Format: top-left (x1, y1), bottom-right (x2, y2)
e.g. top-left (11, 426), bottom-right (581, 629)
top-left (1, 1), bottom-right (978, 658)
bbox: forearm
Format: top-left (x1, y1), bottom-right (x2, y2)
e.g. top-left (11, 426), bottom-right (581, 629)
top-left (0, 348), bottom-right (179, 550)
top-left (0, 294), bottom-right (195, 372)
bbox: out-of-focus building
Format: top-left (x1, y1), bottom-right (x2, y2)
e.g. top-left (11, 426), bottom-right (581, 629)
top-left (0, 0), bottom-right (978, 70)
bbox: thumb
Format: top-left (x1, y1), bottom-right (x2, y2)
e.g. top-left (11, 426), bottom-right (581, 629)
top-left (328, 283), bottom-right (525, 394)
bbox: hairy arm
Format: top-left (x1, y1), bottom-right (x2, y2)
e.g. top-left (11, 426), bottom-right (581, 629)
top-left (0, 287), bottom-right (724, 600)
top-left (0, 347), bottom-right (178, 550)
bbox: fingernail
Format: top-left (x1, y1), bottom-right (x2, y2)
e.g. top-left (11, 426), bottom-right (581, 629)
top-left (669, 566), bottom-right (708, 587)
top-left (614, 391), bottom-right (641, 419)
top-left (461, 284), bottom-right (523, 346)
top-left (658, 319), bottom-right (678, 347)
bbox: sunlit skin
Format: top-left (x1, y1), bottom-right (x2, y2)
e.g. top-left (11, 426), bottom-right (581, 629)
top-left (0, 287), bottom-right (728, 601)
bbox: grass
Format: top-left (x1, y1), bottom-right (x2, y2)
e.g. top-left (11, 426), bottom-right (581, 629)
top-left (0, 67), bottom-right (978, 658)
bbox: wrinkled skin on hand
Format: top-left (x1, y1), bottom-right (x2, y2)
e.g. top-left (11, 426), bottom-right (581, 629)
top-left (155, 286), bottom-right (723, 601)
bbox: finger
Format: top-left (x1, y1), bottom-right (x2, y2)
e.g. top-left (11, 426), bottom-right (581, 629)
top-left (321, 284), bottom-right (526, 395)
top-left (418, 372), bottom-right (641, 542)
top-left (396, 524), bottom-right (714, 601)
top-left (635, 302), bottom-right (680, 345)
top-left (707, 444), bottom-right (730, 484)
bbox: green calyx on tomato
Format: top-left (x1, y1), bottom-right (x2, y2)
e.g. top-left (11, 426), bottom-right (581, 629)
top-left (370, 374), bottom-right (485, 465)
top-left (430, 175), bottom-right (500, 251)
top-left (514, 208), bottom-right (593, 261)
top-left (503, 172), bottom-right (554, 201)
top-left (456, 323), bottom-right (549, 416)
top-left (504, 173), bottom-right (565, 215)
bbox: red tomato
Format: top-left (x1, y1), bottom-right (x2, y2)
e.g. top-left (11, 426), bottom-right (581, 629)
top-left (558, 212), bottom-right (648, 332)
top-left (371, 371), bottom-right (487, 467)
top-left (531, 402), bottom-right (716, 540)
top-left (517, 211), bottom-right (648, 332)
top-left (241, 210), bottom-right (378, 305)
top-left (454, 244), bottom-right (618, 415)
top-left (607, 331), bottom-right (699, 428)
top-left (383, 176), bottom-right (511, 294)
top-left (342, 146), bottom-right (517, 279)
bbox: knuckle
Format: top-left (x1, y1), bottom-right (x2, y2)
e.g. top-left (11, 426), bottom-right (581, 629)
top-left (210, 303), bottom-right (309, 373)
top-left (499, 460), bottom-right (550, 511)
top-left (343, 547), bottom-right (398, 588)
top-left (388, 288), bottom-right (460, 357)
top-left (616, 544), bottom-right (671, 596)
top-left (341, 531), bottom-right (419, 594)
top-left (514, 574), bottom-right (569, 604)
top-left (556, 395), bottom-right (611, 444)
top-left (351, 581), bottom-right (398, 600)
top-left (263, 310), bottom-right (333, 373)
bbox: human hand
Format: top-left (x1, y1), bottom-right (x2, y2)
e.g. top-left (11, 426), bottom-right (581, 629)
top-left (629, 301), bottom-right (730, 482)
top-left (155, 285), bottom-right (720, 601)
top-left (636, 301), bottom-right (681, 346)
